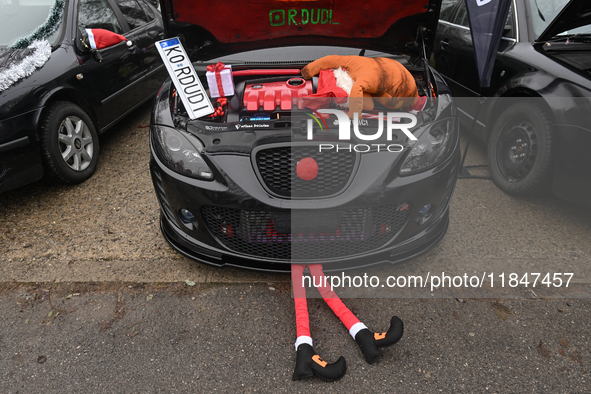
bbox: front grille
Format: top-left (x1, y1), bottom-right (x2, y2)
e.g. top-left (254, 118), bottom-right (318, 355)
top-left (202, 204), bottom-right (411, 260)
top-left (255, 145), bottom-right (357, 198)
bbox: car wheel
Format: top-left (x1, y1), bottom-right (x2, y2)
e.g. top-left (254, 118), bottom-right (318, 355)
top-left (487, 102), bottom-right (554, 196)
top-left (40, 101), bottom-right (99, 184)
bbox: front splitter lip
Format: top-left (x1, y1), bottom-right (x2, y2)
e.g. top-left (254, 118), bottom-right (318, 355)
top-left (159, 209), bottom-right (450, 273)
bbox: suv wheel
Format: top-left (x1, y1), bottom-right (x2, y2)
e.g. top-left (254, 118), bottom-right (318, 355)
top-left (40, 101), bottom-right (99, 184)
top-left (487, 102), bottom-right (554, 196)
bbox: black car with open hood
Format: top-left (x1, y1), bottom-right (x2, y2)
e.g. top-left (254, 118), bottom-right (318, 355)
top-left (150, 0), bottom-right (461, 272)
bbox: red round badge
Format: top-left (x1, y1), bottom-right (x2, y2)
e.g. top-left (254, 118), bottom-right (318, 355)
top-left (296, 157), bottom-right (318, 181)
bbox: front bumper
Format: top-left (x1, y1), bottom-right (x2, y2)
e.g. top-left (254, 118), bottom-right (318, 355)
top-left (150, 137), bottom-right (460, 272)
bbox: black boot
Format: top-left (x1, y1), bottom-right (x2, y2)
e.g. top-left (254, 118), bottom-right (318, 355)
top-left (355, 316), bottom-right (404, 364)
top-left (355, 328), bottom-right (383, 364)
top-left (374, 316), bottom-right (404, 348)
top-left (292, 344), bottom-right (347, 381)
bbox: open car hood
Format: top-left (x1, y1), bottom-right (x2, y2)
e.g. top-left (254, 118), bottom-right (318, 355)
top-left (537, 0), bottom-right (591, 42)
top-left (159, 0), bottom-right (442, 59)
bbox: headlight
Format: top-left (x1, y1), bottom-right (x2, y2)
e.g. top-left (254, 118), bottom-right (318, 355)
top-left (399, 117), bottom-right (457, 176)
top-left (151, 125), bottom-right (214, 181)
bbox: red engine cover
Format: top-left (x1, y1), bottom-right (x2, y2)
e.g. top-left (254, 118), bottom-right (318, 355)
top-left (243, 78), bottom-right (313, 111)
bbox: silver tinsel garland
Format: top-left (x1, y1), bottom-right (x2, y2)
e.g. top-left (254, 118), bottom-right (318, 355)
top-left (0, 41), bottom-right (52, 92)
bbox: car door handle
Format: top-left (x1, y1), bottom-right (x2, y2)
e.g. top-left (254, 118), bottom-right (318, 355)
top-left (441, 39), bottom-right (450, 49)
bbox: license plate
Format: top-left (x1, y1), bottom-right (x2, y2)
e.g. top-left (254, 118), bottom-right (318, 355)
top-left (271, 211), bottom-right (343, 234)
top-left (156, 38), bottom-right (214, 119)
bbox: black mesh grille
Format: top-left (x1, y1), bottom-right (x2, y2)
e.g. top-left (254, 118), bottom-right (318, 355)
top-left (202, 204), bottom-right (411, 260)
top-left (255, 145), bottom-right (357, 198)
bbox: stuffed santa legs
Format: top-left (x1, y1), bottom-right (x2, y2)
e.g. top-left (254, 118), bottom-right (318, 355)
top-left (291, 264), bottom-right (404, 381)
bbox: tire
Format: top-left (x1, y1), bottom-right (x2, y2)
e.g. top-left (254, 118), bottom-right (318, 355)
top-left (487, 102), bottom-right (554, 196)
top-left (40, 101), bottom-right (99, 184)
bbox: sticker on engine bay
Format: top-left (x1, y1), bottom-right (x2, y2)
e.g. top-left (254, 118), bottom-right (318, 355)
top-left (156, 38), bottom-right (214, 120)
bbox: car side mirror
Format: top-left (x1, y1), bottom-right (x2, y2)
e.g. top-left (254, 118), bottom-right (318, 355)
top-left (76, 29), bottom-right (132, 62)
top-left (75, 34), bottom-right (103, 61)
top-left (75, 33), bottom-right (91, 55)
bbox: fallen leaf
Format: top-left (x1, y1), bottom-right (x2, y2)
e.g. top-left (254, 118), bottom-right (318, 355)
top-left (492, 302), bottom-right (513, 315)
top-left (100, 321), bottom-right (113, 332)
top-left (492, 302), bottom-right (513, 320)
top-left (185, 280), bottom-right (196, 286)
top-left (66, 294), bottom-right (73, 299)
top-left (559, 338), bottom-right (569, 348)
top-left (146, 294), bottom-right (154, 301)
top-left (37, 356), bottom-right (47, 364)
top-left (456, 298), bottom-right (466, 303)
top-left (569, 352), bottom-right (582, 364)
top-left (47, 311), bottom-right (53, 317)
top-left (493, 308), bottom-right (508, 321)
top-left (537, 341), bottom-right (551, 359)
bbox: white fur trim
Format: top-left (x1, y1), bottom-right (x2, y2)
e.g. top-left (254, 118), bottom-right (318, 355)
top-left (333, 67), bottom-right (354, 95)
top-left (86, 29), bottom-right (97, 50)
top-left (295, 336), bottom-right (313, 351)
top-left (0, 41), bottom-right (52, 92)
top-left (349, 322), bottom-right (368, 339)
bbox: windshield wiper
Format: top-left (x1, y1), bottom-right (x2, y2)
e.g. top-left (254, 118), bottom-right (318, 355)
top-left (533, 0), bottom-right (546, 22)
top-left (538, 33), bottom-right (591, 44)
top-left (539, 36), bottom-right (591, 52)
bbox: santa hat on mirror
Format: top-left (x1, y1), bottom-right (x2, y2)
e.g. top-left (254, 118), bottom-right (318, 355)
top-left (85, 28), bottom-right (132, 50)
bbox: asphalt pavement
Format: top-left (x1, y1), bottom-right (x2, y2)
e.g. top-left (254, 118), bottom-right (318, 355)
top-left (0, 103), bottom-right (589, 392)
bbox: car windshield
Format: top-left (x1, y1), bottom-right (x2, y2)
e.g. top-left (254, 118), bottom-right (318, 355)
top-left (0, 0), bottom-right (62, 47)
top-left (526, 0), bottom-right (591, 39)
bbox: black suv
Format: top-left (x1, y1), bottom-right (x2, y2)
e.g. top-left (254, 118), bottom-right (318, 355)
top-left (433, 0), bottom-right (591, 207)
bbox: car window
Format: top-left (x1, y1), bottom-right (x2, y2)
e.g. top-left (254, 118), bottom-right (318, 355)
top-left (138, 0), bottom-right (156, 19)
top-left (0, 0), bottom-right (63, 47)
top-left (454, 0), bottom-right (514, 37)
top-left (440, 0), bottom-right (460, 23)
top-left (78, 0), bottom-right (123, 34)
top-left (453, 3), bottom-right (469, 28)
top-left (116, 0), bottom-right (150, 30)
top-left (525, 0), bottom-right (571, 38)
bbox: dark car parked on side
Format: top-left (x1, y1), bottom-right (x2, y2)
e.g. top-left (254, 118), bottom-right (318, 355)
top-left (150, 0), bottom-right (461, 272)
top-left (432, 0), bottom-right (591, 207)
top-left (0, 0), bottom-right (166, 193)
